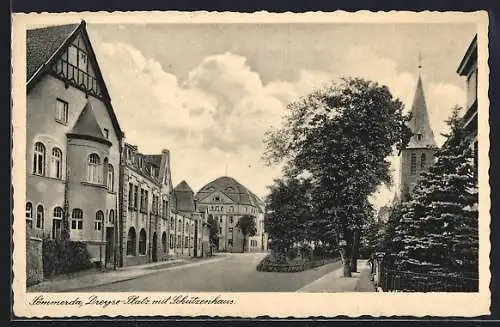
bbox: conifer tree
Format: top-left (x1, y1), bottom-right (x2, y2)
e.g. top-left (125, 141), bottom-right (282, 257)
top-left (393, 107), bottom-right (478, 291)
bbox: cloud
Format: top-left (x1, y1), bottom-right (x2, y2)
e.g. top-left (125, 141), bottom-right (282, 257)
top-left (88, 29), bottom-right (465, 206)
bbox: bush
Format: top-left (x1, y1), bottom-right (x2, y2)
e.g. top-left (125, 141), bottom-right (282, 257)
top-left (257, 253), bottom-right (340, 273)
top-left (43, 238), bottom-right (93, 277)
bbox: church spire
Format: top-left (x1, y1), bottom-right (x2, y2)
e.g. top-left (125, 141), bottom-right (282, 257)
top-left (406, 57), bottom-right (437, 149)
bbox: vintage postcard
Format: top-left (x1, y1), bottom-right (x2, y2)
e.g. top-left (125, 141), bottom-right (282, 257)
top-left (12, 10), bottom-right (490, 318)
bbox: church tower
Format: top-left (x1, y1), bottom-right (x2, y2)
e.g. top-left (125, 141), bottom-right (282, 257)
top-left (399, 61), bottom-right (437, 201)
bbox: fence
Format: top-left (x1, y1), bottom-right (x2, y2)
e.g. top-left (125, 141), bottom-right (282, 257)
top-left (371, 253), bottom-right (478, 292)
top-left (382, 269), bottom-right (479, 292)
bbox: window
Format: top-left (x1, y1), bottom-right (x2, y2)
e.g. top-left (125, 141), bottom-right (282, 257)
top-left (134, 185), bottom-right (139, 209)
top-left (228, 227), bottom-right (233, 233)
top-left (140, 189), bottom-right (149, 213)
top-left (177, 235), bottom-right (181, 248)
top-left (229, 206), bottom-right (234, 212)
top-left (163, 200), bottom-right (168, 218)
top-left (162, 232), bottom-right (167, 252)
top-left (214, 196), bottom-right (220, 202)
top-left (128, 183), bottom-right (134, 209)
top-left (126, 227), bottom-right (136, 256)
top-left (184, 236), bottom-right (189, 248)
top-left (25, 202), bottom-right (33, 228)
top-left (420, 153), bottom-right (427, 169)
top-left (151, 195), bottom-right (157, 214)
top-left (36, 205), bottom-right (44, 229)
top-left (169, 234), bottom-right (175, 249)
top-left (416, 133), bottom-right (423, 141)
top-left (228, 239), bottom-right (233, 246)
top-left (55, 99), bottom-right (68, 123)
top-left (410, 153), bottom-right (417, 175)
top-left (229, 216), bottom-right (233, 224)
top-left (68, 45), bottom-right (78, 66)
top-left (78, 50), bottom-right (88, 72)
top-left (52, 207), bottom-right (63, 239)
top-left (139, 229), bottom-right (147, 255)
top-left (170, 217), bottom-right (175, 229)
top-left (33, 142), bottom-right (46, 176)
top-left (219, 227), bottom-right (222, 234)
top-left (87, 153), bottom-right (101, 183)
top-left (178, 219), bottom-right (182, 232)
top-left (94, 210), bottom-right (104, 231)
top-left (140, 189), bottom-right (144, 211)
top-left (103, 128), bottom-right (109, 139)
top-left (220, 206), bottom-right (224, 212)
top-left (51, 147), bottom-right (63, 179)
top-left (71, 208), bottom-right (83, 230)
top-left (107, 164), bottom-right (114, 191)
top-left (185, 222), bottom-right (189, 233)
top-left (109, 209), bottom-right (115, 224)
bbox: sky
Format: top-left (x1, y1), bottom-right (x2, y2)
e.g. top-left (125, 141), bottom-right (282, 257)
top-left (85, 22), bottom-right (476, 208)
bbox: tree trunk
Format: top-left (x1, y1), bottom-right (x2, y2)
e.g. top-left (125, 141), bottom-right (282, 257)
top-left (342, 229), bottom-right (353, 277)
top-left (341, 245), bottom-right (351, 277)
top-left (350, 229), bottom-right (360, 273)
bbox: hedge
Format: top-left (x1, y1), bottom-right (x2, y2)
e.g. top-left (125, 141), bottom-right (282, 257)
top-left (257, 254), bottom-right (340, 273)
top-left (42, 238), bottom-right (93, 277)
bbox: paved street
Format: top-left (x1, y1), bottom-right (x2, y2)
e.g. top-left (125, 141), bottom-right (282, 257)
top-left (74, 253), bottom-right (351, 292)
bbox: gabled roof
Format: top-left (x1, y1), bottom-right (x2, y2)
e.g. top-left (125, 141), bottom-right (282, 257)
top-left (26, 23), bottom-right (79, 82)
top-left (195, 176), bottom-right (265, 211)
top-left (406, 75), bottom-right (437, 149)
top-left (173, 181), bottom-right (196, 212)
top-left (457, 34), bottom-right (478, 76)
top-left (26, 20), bottom-right (124, 139)
top-left (144, 155), bottom-right (162, 168)
top-left (174, 180), bottom-right (194, 193)
top-left (68, 101), bottom-right (111, 146)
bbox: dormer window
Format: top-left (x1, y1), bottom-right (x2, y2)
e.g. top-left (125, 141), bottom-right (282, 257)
top-left (417, 133), bottom-right (423, 141)
top-left (103, 128), bottom-right (109, 139)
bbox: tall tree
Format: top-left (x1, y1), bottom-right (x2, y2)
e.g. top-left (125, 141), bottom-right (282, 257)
top-left (264, 77), bottom-right (411, 276)
top-left (393, 107), bottom-right (478, 291)
top-left (236, 215), bottom-right (257, 253)
top-left (207, 214), bottom-right (219, 251)
top-left (265, 177), bottom-right (313, 256)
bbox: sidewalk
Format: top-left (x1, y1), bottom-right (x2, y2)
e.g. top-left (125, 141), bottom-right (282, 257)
top-left (27, 255), bottom-right (227, 292)
top-left (296, 260), bottom-right (375, 292)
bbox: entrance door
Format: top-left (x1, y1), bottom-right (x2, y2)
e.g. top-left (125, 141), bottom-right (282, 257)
top-left (193, 220), bottom-right (198, 257)
top-left (152, 232), bottom-right (158, 262)
top-left (52, 218), bottom-right (62, 239)
top-left (105, 227), bottom-right (114, 267)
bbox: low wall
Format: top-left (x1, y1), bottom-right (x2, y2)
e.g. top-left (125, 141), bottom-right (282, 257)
top-left (257, 256), bottom-right (340, 273)
top-left (26, 236), bottom-right (43, 286)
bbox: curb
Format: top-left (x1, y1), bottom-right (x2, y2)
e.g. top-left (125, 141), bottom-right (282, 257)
top-left (30, 255), bottom-right (228, 292)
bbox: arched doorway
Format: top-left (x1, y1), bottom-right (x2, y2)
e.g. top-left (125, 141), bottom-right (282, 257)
top-left (152, 232), bottom-right (158, 262)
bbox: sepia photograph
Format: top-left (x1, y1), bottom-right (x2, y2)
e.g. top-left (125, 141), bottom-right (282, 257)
top-left (12, 11), bottom-right (490, 317)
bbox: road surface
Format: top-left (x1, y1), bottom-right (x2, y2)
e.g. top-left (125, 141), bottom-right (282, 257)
top-left (76, 253), bottom-right (344, 292)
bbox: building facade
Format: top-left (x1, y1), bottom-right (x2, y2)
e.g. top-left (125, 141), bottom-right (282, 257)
top-left (457, 34), bottom-right (478, 178)
top-left (26, 21), bottom-right (124, 266)
top-left (195, 176), bottom-right (268, 253)
top-left (399, 72), bottom-right (438, 200)
top-left (119, 144), bottom-right (173, 266)
top-left (170, 181), bottom-right (208, 258)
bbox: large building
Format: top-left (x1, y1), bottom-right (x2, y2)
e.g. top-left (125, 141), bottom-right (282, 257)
top-left (26, 21), bottom-right (124, 265)
top-left (399, 69), bottom-right (437, 201)
top-left (195, 176), bottom-right (268, 253)
top-left (119, 143), bottom-right (172, 266)
top-left (457, 34), bottom-right (478, 177)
